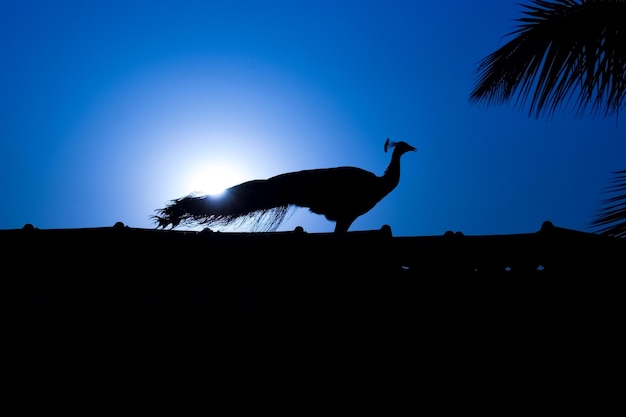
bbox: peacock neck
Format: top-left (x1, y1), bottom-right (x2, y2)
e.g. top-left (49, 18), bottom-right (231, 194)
top-left (381, 150), bottom-right (402, 192)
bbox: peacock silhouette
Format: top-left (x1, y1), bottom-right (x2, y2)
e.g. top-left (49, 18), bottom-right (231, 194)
top-left (152, 138), bottom-right (416, 233)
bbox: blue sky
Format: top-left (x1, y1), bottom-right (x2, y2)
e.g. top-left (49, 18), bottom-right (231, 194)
top-left (1, 0), bottom-right (624, 236)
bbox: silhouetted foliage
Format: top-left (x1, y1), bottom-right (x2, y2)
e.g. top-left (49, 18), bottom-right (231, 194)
top-left (590, 169), bottom-right (626, 237)
top-left (470, 0), bottom-right (626, 118)
top-left (470, 0), bottom-right (626, 237)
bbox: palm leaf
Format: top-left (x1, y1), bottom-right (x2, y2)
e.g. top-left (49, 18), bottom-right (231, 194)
top-left (590, 169), bottom-right (626, 237)
top-left (469, 0), bottom-right (626, 118)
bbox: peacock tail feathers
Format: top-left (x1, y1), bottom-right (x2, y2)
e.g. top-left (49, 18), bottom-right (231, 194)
top-left (152, 193), bottom-right (295, 232)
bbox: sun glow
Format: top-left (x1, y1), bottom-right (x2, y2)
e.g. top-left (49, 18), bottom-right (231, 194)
top-left (185, 163), bottom-right (248, 196)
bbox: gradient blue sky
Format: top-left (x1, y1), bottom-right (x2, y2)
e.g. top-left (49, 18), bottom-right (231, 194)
top-left (1, 0), bottom-right (624, 236)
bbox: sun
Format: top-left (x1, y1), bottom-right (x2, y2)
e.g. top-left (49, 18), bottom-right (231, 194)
top-left (185, 163), bottom-right (248, 196)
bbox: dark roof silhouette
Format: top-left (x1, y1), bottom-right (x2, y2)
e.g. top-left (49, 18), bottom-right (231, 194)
top-left (6, 219), bottom-right (624, 275)
top-left (4, 220), bottom-right (623, 412)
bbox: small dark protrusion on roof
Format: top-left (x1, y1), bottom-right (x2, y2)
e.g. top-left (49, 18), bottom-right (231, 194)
top-left (540, 220), bottom-right (554, 232)
top-left (380, 224), bottom-right (392, 237)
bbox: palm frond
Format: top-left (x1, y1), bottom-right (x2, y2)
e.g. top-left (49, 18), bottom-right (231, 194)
top-left (590, 169), bottom-right (626, 237)
top-left (469, 0), bottom-right (626, 118)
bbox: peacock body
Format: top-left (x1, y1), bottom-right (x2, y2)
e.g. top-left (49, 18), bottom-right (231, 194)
top-left (152, 139), bottom-right (416, 233)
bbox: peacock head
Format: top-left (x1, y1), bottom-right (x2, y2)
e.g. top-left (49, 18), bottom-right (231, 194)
top-left (384, 138), bottom-right (417, 155)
